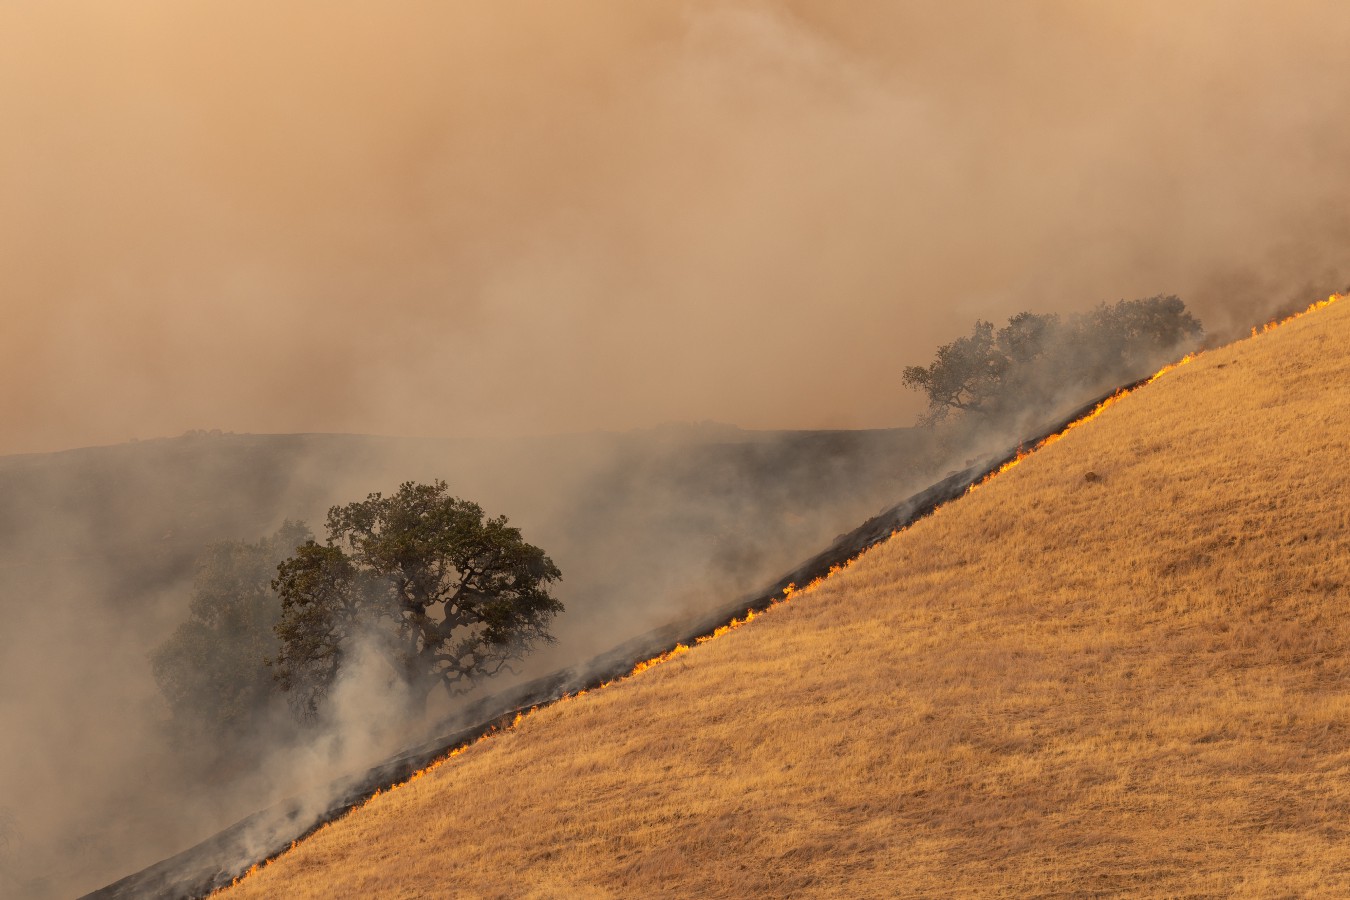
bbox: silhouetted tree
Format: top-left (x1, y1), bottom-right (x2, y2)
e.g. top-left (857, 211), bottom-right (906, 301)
top-left (1067, 295), bottom-right (1203, 375)
top-left (151, 521), bottom-right (312, 746)
top-left (271, 481), bottom-right (563, 720)
top-left (903, 295), bottom-right (1201, 424)
top-left (900, 320), bottom-right (1005, 422)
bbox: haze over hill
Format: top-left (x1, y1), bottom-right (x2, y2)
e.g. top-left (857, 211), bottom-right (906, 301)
top-left (217, 298), bottom-right (1350, 897)
top-left (4, 1), bottom-right (1350, 454)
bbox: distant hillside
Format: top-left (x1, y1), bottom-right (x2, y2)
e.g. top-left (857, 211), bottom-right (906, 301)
top-left (217, 297), bottom-right (1350, 898)
top-left (0, 422), bottom-right (947, 899)
top-left (0, 424), bottom-right (941, 661)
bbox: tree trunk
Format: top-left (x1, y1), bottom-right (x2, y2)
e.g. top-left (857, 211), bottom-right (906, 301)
top-left (398, 666), bottom-right (437, 722)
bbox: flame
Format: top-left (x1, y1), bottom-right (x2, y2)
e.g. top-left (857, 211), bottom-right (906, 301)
top-left (217, 291), bottom-right (1343, 894)
top-left (1251, 293), bottom-right (1342, 337)
top-left (629, 643), bottom-right (690, 675)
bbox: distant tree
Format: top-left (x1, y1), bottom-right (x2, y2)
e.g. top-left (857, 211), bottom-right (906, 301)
top-left (270, 481), bottom-right (563, 720)
top-left (1067, 295), bottom-right (1203, 375)
top-left (901, 320), bottom-right (1006, 422)
top-left (151, 521), bottom-right (312, 746)
top-left (901, 313), bottom-right (1061, 423)
top-left (904, 295), bottom-right (1201, 424)
top-left (997, 311), bottom-right (1061, 367)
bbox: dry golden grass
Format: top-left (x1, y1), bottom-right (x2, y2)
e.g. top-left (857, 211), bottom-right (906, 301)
top-left (221, 298), bottom-right (1350, 899)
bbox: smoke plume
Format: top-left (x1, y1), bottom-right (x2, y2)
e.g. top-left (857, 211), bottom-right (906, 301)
top-left (2, 1), bottom-right (1349, 454)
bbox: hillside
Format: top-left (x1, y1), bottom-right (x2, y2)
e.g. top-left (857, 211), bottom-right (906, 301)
top-left (211, 295), bottom-right (1350, 898)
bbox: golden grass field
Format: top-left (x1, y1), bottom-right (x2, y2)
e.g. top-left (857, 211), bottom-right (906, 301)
top-left (220, 297), bottom-right (1350, 899)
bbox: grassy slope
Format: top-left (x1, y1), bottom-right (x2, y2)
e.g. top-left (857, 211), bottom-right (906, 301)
top-left (221, 299), bottom-right (1350, 899)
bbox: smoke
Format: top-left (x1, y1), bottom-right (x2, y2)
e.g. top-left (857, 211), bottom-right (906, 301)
top-left (2, 1), bottom-right (1350, 895)
top-left (3, 1), bottom-right (1349, 455)
top-left (0, 425), bottom-right (945, 897)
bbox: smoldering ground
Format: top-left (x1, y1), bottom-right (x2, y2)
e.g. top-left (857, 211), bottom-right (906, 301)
top-left (3, 1), bottom-right (1350, 897)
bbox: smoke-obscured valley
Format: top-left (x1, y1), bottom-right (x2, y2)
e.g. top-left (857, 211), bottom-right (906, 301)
top-left (0, 426), bottom-right (948, 896)
top-left (3, 1), bottom-right (1350, 896)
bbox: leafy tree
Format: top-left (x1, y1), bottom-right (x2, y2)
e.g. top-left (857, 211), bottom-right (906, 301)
top-left (899, 319), bottom-right (1003, 422)
top-left (900, 313), bottom-right (1061, 423)
top-left (997, 311), bottom-right (1061, 367)
top-left (1067, 295), bottom-right (1203, 374)
top-left (151, 521), bottom-right (312, 746)
top-left (903, 295), bottom-right (1201, 424)
top-left (271, 481), bottom-right (563, 720)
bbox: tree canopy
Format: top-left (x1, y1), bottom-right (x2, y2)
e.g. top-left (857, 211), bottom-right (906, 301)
top-left (903, 295), bottom-right (1202, 424)
top-left (270, 480), bottom-right (563, 719)
top-left (151, 521), bottom-right (312, 747)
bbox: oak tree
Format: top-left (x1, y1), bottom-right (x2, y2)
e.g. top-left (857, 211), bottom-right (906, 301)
top-left (152, 521), bottom-right (312, 746)
top-left (903, 295), bottom-right (1201, 424)
top-left (270, 481), bottom-right (563, 719)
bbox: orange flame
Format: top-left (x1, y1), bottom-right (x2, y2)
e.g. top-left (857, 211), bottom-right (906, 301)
top-left (629, 643), bottom-right (691, 676)
top-left (1251, 293), bottom-right (1342, 337)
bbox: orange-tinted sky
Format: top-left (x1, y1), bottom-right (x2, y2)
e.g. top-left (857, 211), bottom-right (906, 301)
top-left (3, 0), bottom-right (1349, 454)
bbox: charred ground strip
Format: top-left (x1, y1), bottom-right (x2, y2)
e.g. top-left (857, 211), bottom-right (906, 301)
top-left (82, 384), bottom-right (1138, 900)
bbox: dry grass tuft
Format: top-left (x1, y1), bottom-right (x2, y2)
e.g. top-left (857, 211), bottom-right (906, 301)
top-left (220, 297), bottom-right (1350, 898)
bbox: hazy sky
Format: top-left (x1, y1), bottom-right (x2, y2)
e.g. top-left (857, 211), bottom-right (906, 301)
top-left (3, 0), bottom-right (1349, 454)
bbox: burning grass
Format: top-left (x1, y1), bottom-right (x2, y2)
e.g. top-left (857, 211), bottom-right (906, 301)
top-left (220, 296), bottom-right (1349, 898)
